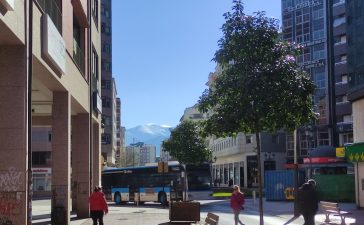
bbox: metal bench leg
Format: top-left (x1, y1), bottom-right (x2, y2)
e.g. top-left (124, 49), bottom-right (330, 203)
top-left (325, 213), bottom-right (331, 222)
top-left (340, 215), bottom-right (346, 225)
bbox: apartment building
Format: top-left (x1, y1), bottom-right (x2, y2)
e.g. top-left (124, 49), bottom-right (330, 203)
top-left (0, 0), bottom-right (102, 223)
top-left (345, 0), bottom-right (364, 208)
top-left (125, 142), bottom-right (156, 167)
top-left (281, 0), bottom-right (353, 164)
top-left (100, 0), bottom-right (118, 166)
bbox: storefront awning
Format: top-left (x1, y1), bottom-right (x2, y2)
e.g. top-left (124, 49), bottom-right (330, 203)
top-left (345, 142), bottom-right (364, 162)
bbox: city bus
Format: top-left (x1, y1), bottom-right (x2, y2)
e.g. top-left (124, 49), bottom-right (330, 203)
top-left (102, 163), bottom-right (185, 205)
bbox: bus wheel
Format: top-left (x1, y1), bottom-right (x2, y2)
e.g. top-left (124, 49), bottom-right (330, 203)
top-left (114, 193), bottom-right (122, 205)
top-left (159, 192), bottom-right (167, 206)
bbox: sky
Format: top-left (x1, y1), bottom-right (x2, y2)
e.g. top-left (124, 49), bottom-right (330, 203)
top-left (112, 0), bottom-right (281, 129)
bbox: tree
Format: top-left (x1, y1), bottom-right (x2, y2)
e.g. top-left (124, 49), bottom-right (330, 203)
top-left (162, 120), bottom-right (211, 165)
top-left (198, 1), bottom-right (315, 224)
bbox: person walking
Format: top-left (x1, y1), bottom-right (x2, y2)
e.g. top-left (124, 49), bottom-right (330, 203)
top-left (89, 186), bottom-right (109, 225)
top-left (230, 185), bottom-right (245, 225)
top-left (297, 179), bottom-right (319, 225)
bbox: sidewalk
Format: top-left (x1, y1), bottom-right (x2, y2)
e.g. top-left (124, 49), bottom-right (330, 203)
top-left (32, 198), bottom-right (364, 225)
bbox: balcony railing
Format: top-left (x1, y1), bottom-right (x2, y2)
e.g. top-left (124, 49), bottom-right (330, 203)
top-left (36, 0), bottom-right (62, 33)
top-left (335, 60), bottom-right (347, 66)
top-left (333, 0), bottom-right (345, 7)
top-left (73, 40), bottom-right (85, 74)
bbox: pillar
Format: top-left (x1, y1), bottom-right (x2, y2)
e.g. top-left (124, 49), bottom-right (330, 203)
top-left (0, 46), bottom-right (29, 225)
top-left (51, 91), bottom-right (71, 225)
top-left (93, 122), bottom-right (101, 188)
top-left (71, 114), bottom-right (90, 218)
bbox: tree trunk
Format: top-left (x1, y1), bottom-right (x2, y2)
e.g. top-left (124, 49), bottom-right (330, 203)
top-left (255, 131), bottom-right (264, 225)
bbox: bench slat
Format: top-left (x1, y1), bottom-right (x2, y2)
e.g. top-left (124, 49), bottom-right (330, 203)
top-left (206, 213), bottom-right (219, 221)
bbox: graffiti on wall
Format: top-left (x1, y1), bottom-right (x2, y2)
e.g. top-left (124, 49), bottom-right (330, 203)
top-left (0, 167), bottom-right (24, 225)
top-left (0, 167), bottom-right (23, 192)
top-left (0, 192), bottom-right (22, 216)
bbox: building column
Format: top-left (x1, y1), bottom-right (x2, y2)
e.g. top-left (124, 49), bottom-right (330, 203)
top-left (71, 114), bottom-right (90, 218)
top-left (0, 46), bottom-right (28, 225)
top-left (93, 122), bottom-right (101, 188)
top-left (51, 92), bottom-right (71, 225)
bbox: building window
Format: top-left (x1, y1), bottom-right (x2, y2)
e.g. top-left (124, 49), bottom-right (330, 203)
top-left (342, 133), bottom-right (353, 145)
top-left (102, 115), bottom-right (111, 126)
top-left (73, 15), bottom-right (84, 74)
top-left (313, 43), bottom-right (326, 60)
top-left (101, 79), bottom-right (111, 89)
top-left (102, 60), bottom-right (111, 72)
top-left (318, 132), bottom-right (330, 146)
top-left (92, 0), bottom-right (98, 26)
top-left (246, 135), bottom-right (252, 144)
top-left (36, 0), bottom-right (62, 33)
top-left (272, 134), bottom-right (279, 144)
top-left (313, 8), bottom-right (324, 20)
top-left (32, 152), bottom-right (51, 166)
top-left (282, 0), bottom-right (293, 10)
top-left (92, 48), bottom-right (99, 80)
top-left (101, 133), bottom-right (111, 145)
top-left (102, 97), bottom-right (111, 108)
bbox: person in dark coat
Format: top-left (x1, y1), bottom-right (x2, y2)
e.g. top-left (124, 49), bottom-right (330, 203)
top-left (230, 185), bottom-right (245, 225)
top-left (229, 178), bottom-right (234, 187)
top-left (297, 179), bottom-right (319, 225)
top-left (89, 186), bottom-right (108, 225)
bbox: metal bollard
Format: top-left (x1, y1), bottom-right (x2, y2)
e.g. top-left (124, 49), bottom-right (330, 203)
top-left (252, 190), bottom-right (256, 205)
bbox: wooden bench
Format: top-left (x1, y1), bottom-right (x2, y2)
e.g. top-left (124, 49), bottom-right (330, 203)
top-left (320, 201), bottom-right (351, 225)
top-left (204, 212), bottom-right (219, 225)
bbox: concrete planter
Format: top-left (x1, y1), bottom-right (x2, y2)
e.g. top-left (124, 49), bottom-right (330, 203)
top-left (169, 201), bottom-right (200, 222)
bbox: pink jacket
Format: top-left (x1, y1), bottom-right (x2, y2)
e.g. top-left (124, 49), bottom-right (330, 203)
top-left (230, 192), bottom-right (245, 210)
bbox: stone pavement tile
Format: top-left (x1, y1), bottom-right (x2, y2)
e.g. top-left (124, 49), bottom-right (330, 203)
top-left (75, 213), bottom-right (174, 225)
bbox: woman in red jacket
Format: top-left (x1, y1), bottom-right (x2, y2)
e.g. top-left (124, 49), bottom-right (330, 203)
top-left (230, 185), bottom-right (245, 225)
top-left (89, 186), bottom-right (108, 225)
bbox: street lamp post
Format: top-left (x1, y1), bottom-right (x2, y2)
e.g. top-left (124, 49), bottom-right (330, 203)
top-left (293, 129), bottom-right (300, 217)
top-left (210, 156), bottom-right (217, 187)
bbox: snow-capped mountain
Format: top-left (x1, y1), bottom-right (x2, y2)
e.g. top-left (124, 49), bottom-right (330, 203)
top-left (125, 124), bottom-right (173, 156)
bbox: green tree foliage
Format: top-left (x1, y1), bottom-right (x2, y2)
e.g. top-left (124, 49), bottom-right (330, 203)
top-left (198, 1), bottom-right (315, 224)
top-left (162, 121), bottom-right (211, 165)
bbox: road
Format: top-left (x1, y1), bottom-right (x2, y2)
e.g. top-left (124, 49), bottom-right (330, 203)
top-left (32, 198), bottom-right (357, 225)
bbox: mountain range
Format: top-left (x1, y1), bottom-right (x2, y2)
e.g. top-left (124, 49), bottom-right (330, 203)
top-left (125, 124), bottom-right (173, 156)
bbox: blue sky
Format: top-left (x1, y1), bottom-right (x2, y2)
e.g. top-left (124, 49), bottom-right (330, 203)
top-left (112, 0), bottom-right (281, 129)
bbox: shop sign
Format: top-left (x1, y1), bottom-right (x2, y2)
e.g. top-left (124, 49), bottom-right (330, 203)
top-left (303, 157), bottom-right (345, 164)
top-left (32, 168), bottom-right (52, 174)
top-left (300, 59), bottom-right (325, 69)
top-left (285, 0), bottom-right (322, 12)
top-left (301, 39), bottom-right (325, 48)
top-left (336, 147), bottom-right (345, 158)
top-left (42, 14), bottom-right (66, 74)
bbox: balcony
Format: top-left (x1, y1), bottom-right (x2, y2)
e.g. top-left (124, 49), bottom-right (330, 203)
top-left (73, 40), bottom-right (85, 75)
top-left (335, 81), bottom-right (349, 95)
top-left (333, 1), bottom-right (345, 16)
top-left (335, 61), bottom-right (348, 75)
top-left (36, 0), bottom-right (62, 33)
top-left (334, 43), bottom-right (347, 56)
